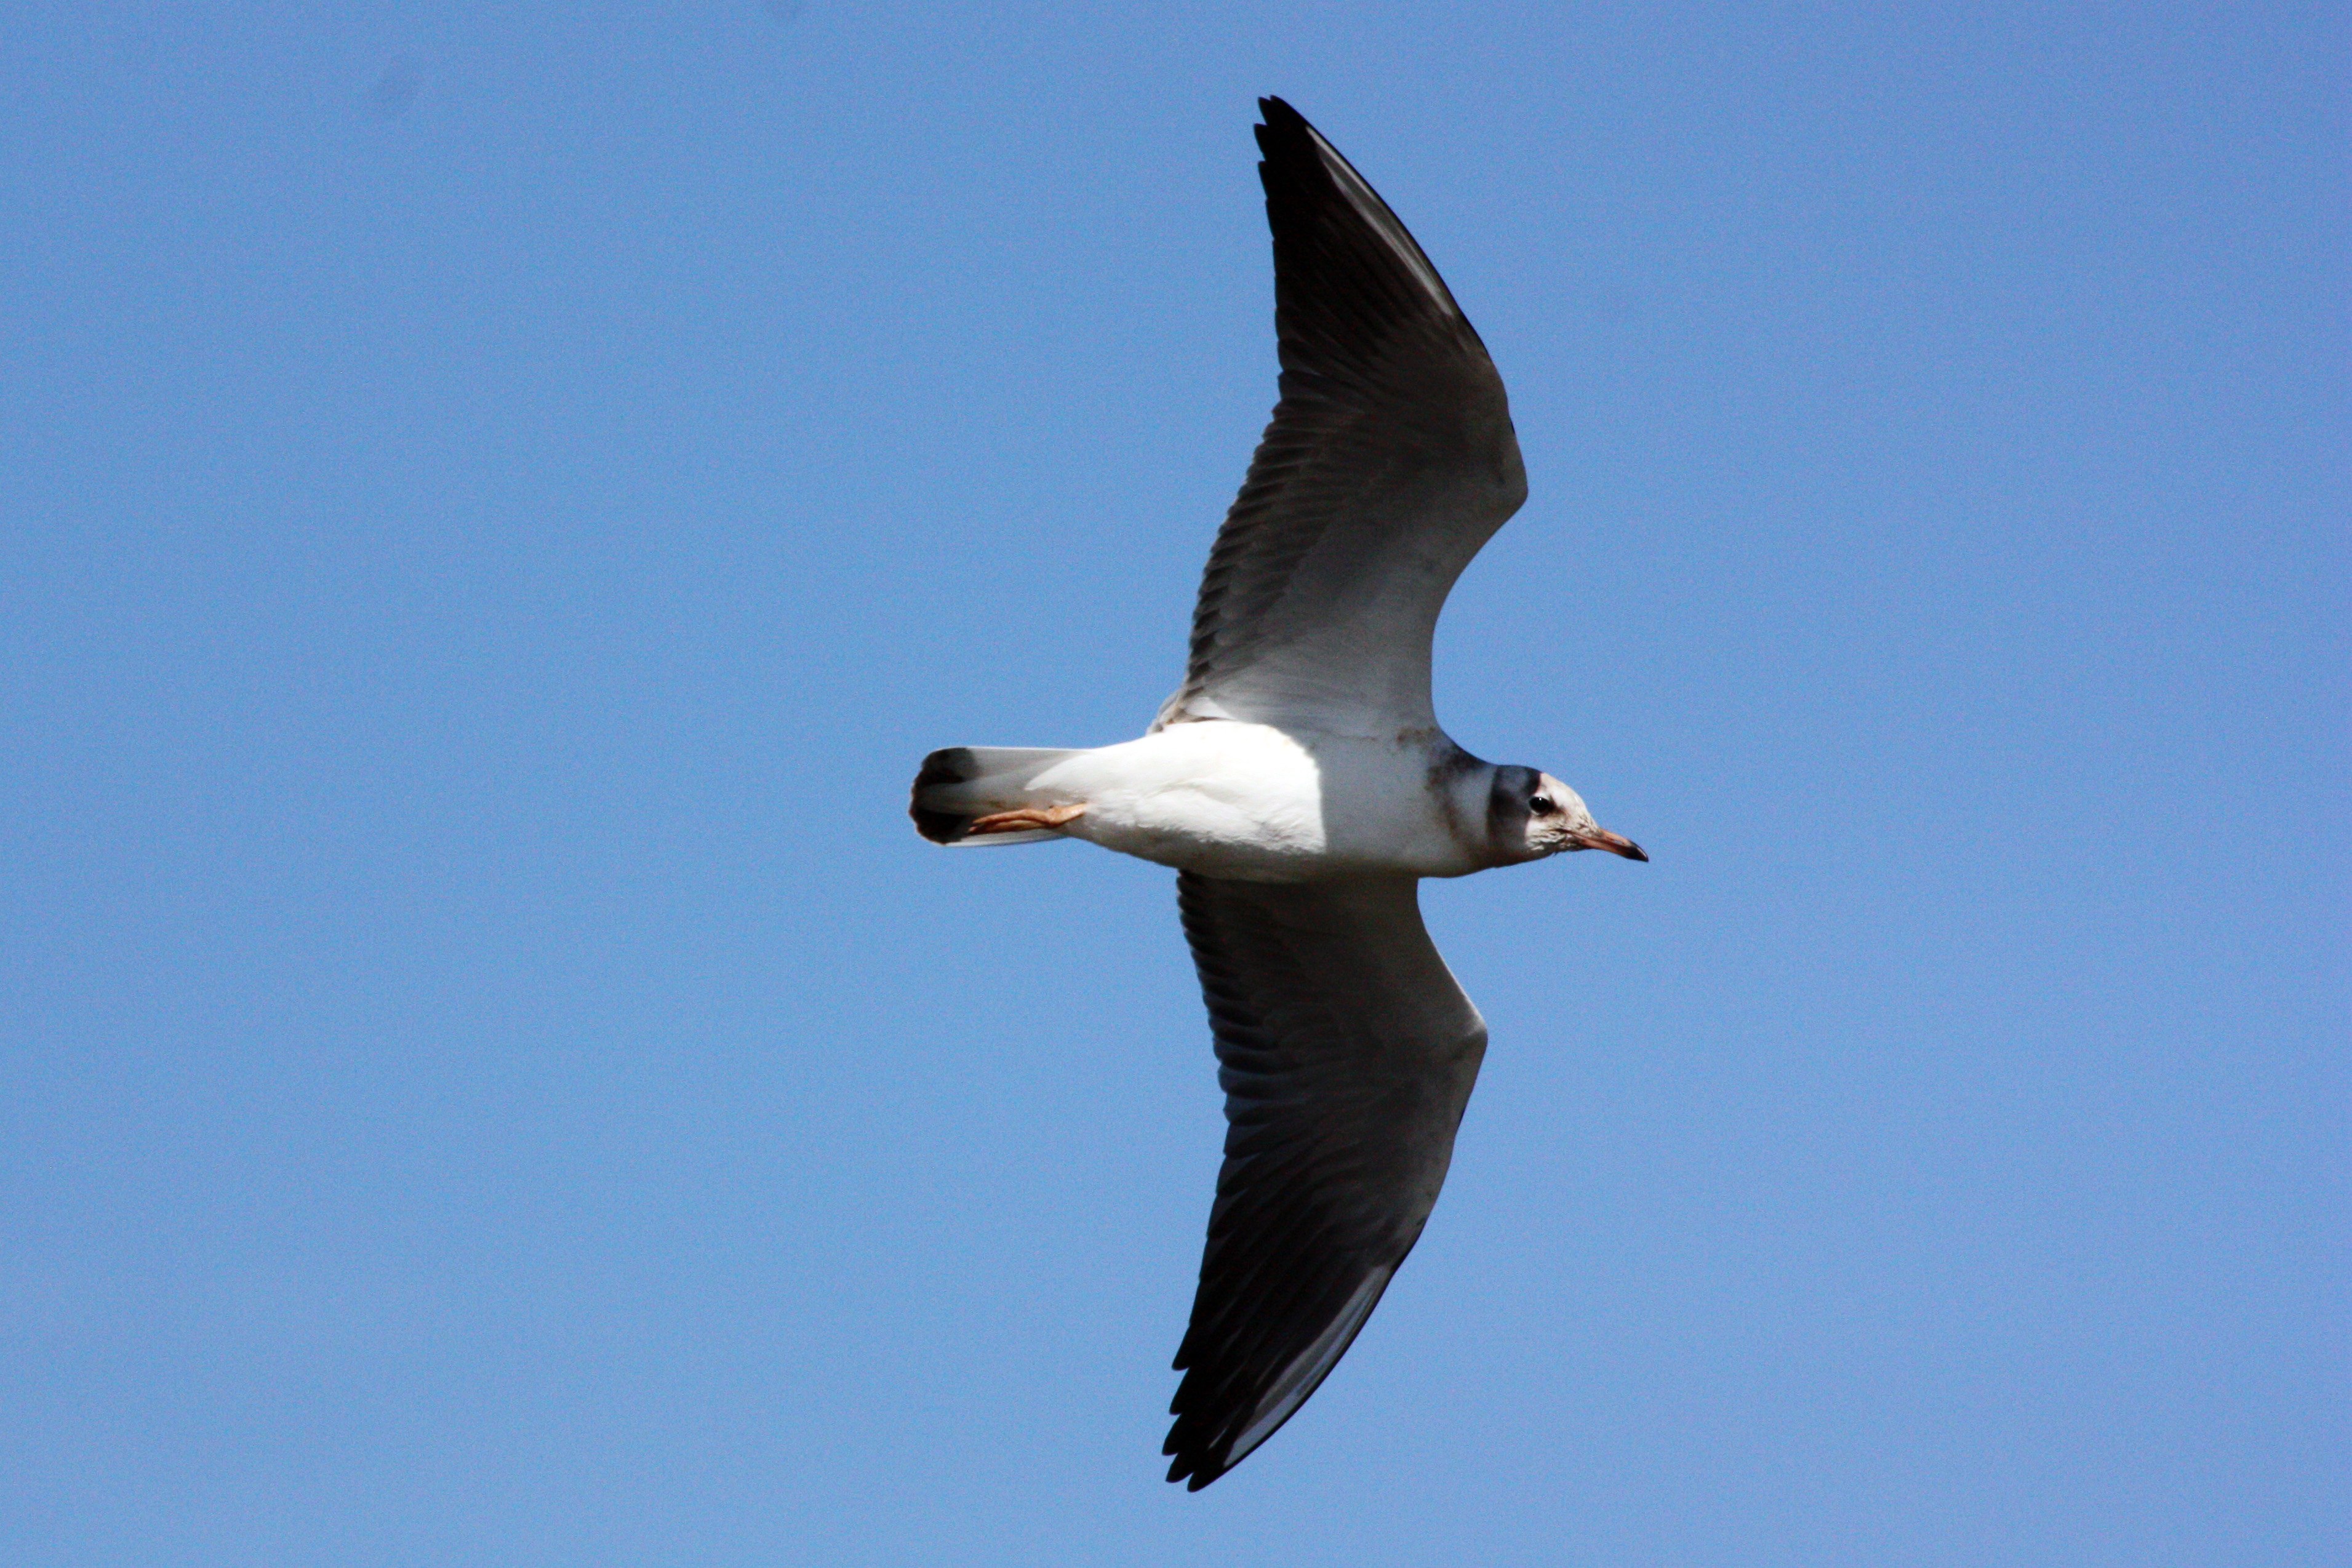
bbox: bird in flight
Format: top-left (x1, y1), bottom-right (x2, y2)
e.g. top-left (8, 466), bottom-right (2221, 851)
top-left (912, 97), bottom-right (1646, 1489)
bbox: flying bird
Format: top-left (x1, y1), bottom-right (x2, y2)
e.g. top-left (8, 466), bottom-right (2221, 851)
top-left (911, 97), bottom-right (1646, 1489)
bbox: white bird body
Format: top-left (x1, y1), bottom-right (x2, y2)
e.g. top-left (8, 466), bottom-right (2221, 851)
top-left (964, 722), bottom-right (1494, 882)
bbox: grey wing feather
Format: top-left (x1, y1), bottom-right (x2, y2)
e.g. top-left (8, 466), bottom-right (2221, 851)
top-left (1158, 97), bottom-right (1527, 737)
top-left (1163, 871), bottom-right (1488, 1489)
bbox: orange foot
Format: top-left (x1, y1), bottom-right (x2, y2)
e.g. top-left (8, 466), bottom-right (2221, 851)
top-left (967, 803), bottom-right (1089, 835)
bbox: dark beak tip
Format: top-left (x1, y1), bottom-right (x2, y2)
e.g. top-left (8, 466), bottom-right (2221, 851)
top-left (1572, 830), bottom-right (1647, 861)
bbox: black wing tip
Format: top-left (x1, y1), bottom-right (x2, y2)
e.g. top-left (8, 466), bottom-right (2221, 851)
top-left (1169, 1458), bottom-right (1228, 1491)
top-left (1246, 90), bottom-right (1476, 342)
top-left (1162, 1423), bottom-right (1235, 1490)
top-left (1251, 95), bottom-right (1326, 170)
top-left (1254, 95), bottom-right (1313, 162)
top-left (1162, 1362), bottom-right (1251, 1489)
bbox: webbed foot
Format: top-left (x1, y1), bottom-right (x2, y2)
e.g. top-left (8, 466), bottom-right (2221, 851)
top-left (966, 803), bottom-right (1089, 835)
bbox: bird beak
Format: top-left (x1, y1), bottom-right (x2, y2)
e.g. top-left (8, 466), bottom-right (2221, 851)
top-left (1570, 828), bottom-right (1648, 861)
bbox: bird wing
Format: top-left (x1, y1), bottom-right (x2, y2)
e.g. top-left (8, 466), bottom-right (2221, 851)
top-left (1157, 97), bottom-right (1527, 738)
top-left (1164, 871), bottom-right (1488, 1488)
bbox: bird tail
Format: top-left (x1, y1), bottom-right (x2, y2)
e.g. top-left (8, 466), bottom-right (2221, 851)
top-left (909, 746), bottom-right (1089, 846)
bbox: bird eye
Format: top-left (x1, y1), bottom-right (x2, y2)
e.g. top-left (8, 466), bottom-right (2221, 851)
top-left (1529, 794), bottom-right (1555, 816)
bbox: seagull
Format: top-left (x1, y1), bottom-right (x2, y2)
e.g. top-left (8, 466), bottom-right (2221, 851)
top-left (911, 97), bottom-right (1646, 1489)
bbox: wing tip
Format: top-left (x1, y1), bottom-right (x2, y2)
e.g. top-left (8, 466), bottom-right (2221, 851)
top-left (1159, 1264), bottom-right (1400, 1490)
top-left (1247, 94), bottom-right (1471, 332)
top-left (1167, 1453), bottom-right (1229, 1490)
top-left (1254, 95), bottom-right (1320, 170)
top-left (1162, 1414), bottom-right (1241, 1490)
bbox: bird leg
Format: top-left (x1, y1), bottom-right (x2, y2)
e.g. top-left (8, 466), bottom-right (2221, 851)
top-left (966, 803), bottom-right (1089, 835)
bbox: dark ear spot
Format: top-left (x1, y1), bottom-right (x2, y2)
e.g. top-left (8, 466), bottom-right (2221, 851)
top-left (1488, 766), bottom-right (1537, 827)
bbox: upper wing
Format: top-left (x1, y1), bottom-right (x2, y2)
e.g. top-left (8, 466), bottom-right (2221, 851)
top-left (1164, 871), bottom-right (1489, 1489)
top-left (1157, 98), bottom-right (1527, 737)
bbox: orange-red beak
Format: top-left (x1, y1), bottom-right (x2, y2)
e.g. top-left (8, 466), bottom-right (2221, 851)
top-left (1569, 828), bottom-right (1648, 861)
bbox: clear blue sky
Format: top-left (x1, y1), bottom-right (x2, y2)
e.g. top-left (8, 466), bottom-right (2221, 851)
top-left (2, 3), bottom-right (2343, 1563)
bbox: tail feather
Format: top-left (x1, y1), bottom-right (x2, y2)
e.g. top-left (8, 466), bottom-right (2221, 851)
top-left (910, 746), bottom-right (1087, 846)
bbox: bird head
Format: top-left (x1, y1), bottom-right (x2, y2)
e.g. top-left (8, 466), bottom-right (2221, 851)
top-left (1489, 767), bottom-right (1646, 865)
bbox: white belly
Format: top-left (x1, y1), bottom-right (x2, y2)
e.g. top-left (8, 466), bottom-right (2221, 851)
top-left (1029, 722), bottom-right (1478, 882)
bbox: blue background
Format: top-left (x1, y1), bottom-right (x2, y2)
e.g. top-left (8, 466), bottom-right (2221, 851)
top-left (3, 3), bottom-right (2343, 1563)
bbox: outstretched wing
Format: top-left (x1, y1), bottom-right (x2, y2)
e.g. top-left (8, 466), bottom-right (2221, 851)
top-left (1165, 871), bottom-right (1488, 1489)
top-left (1158, 97), bottom-right (1527, 738)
